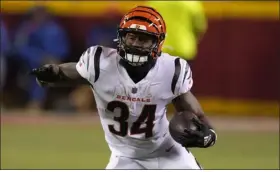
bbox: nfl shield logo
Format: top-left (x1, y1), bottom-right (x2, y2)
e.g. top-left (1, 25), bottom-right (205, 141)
top-left (132, 87), bottom-right (137, 94)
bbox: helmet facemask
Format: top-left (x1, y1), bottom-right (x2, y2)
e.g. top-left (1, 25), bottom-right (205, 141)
top-left (117, 29), bottom-right (160, 66)
top-left (116, 6), bottom-right (166, 67)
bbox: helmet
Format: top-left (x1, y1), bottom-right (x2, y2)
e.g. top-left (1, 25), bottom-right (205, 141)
top-left (117, 6), bottom-right (166, 66)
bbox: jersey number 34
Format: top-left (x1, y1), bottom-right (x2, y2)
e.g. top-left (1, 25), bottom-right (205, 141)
top-left (107, 101), bottom-right (156, 138)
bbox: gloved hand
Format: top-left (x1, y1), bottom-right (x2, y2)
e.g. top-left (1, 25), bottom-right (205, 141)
top-left (30, 64), bottom-right (61, 87)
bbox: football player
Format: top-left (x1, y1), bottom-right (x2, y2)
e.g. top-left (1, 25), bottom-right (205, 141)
top-left (30, 6), bottom-right (217, 169)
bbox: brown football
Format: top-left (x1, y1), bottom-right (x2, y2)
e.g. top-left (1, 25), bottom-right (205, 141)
top-left (169, 111), bottom-right (199, 142)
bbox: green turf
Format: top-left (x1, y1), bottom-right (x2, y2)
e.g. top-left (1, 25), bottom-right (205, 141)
top-left (1, 123), bottom-right (279, 169)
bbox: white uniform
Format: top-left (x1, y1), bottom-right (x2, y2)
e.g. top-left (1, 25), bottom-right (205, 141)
top-left (76, 45), bottom-right (201, 169)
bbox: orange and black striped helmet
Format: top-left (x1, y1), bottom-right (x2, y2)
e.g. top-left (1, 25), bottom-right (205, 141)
top-left (117, 6), bottom-right (166, 65)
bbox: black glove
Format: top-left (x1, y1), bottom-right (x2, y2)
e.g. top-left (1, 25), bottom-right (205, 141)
top-left (178, 118), bottom-right (217, 148)
top-left (30, 64), bottom-right (61, 86)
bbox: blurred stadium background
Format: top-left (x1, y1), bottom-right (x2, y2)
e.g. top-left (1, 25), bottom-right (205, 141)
top-left (0, 1), bottom-right (279, 170)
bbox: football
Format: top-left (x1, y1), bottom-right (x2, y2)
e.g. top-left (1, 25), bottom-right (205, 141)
top-left (169, 111), bottom-right (199, 143)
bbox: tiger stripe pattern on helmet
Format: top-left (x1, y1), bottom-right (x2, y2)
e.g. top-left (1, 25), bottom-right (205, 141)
top-left (117, 6), bottom-right (167, 60)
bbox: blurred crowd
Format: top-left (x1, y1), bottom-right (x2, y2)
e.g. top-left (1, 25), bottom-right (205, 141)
top-left (1, 2), bottom-right (278, 117)
top-left (1, 6), bottom-right (120, 113)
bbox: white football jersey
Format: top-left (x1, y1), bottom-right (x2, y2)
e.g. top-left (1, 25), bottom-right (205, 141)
top-left (76, 45), bottom-right (193, 158)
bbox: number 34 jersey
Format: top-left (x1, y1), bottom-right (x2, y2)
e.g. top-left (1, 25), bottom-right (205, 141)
top-left (76, 46), bottom-right (193, 158)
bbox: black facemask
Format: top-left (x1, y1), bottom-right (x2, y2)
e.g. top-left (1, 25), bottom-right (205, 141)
top-left (117, 30), bottom-right (158, 66)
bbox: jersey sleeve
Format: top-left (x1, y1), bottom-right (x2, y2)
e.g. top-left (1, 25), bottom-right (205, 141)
top-left (174, 58), bottom-right (193, 96)
top-left (76, 46), bottom-right (98, 81)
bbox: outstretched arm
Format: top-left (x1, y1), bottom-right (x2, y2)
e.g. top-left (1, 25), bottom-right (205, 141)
top-left (30, 62), bottom-right (90, 87)
top-left (57, 62), bottom-right (89, 85)
top-left (31, 46), bottom-right (99, 87)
